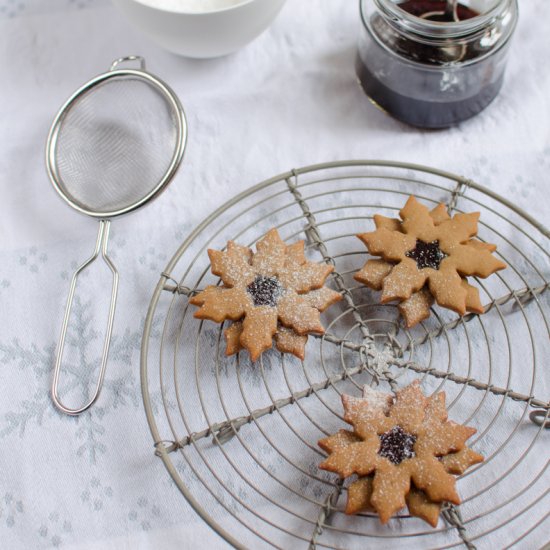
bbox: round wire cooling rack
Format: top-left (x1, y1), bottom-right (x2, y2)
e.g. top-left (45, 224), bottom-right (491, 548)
top-left (141, 160), bottom-right (550, 549)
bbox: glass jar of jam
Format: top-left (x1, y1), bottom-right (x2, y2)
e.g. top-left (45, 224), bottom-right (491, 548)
top-left (356, 0), bottom-right (518, 128)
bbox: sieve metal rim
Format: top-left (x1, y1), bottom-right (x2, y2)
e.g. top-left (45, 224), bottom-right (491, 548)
top-left (45, 66), bottom-right (187, 219)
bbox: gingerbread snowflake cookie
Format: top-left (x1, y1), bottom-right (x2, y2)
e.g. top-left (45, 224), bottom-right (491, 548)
top-left (190, 229), bottom-right (342, 361)
top-left (319, 382), bottom-right (483, 526)
top-left (355, 196), bottom-right (506, 327)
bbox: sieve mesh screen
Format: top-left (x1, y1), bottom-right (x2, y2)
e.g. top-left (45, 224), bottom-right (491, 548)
top-left (53, 76), bottom-right (179, 214)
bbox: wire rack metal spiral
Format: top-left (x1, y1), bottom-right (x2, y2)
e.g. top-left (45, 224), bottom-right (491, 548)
top-left (141, 161), bottom-right (550, 549)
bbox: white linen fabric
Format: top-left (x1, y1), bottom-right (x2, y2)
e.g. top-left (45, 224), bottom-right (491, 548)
top-left (0, 0), bottom-right (548, 549)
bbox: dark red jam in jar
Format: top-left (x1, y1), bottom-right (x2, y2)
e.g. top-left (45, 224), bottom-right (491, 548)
top-left (356, 0), bottom-right (518, 128)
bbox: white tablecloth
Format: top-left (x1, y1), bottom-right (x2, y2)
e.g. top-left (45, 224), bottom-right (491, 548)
top-left (0, 0), bottom-right (548, 548)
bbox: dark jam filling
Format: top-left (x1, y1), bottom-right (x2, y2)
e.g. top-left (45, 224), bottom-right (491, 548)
top-left (355, 56), bottom-right (505, 129)
top-left (398, 0), bottom-right (479, 21)
top-left (378, 426), bottom-right (417, 464)
top-left (406, 239), bottom-right (447, 270)
top-left (246, 275), bottom-right (283, 307)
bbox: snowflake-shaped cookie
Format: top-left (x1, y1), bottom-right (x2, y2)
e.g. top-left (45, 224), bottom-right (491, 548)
top-left (190, 229), bottom-right (341, 361)
top-left (319, 382), bottom-right (483, 525)
top-left (355, 197), bottom-right (506, 325)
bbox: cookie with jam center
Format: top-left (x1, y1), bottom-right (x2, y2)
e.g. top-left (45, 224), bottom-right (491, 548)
top-left (355, 196), bottom-right (506, 324)
top-left (190, 228), bottom-right (341, 361)
top-left (318, 382), bottom-right (483, 525)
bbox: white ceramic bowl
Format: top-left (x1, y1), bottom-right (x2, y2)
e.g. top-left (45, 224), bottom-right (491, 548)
top-left (112, 0), bottom-right (287, 58)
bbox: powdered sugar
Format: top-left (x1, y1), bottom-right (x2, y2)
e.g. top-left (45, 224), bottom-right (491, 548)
top-left (362, 385), bottom-right (393, 413)
top-left (138, 0), bottom-right (247, 13)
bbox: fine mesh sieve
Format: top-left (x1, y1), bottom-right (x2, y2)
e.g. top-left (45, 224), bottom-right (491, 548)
top-left (46, 56), bottom-right (187, 415)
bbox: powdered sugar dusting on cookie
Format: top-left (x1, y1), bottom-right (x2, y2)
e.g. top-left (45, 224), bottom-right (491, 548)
top-left (190, 228), bottom-right (340, 360)
top-left (320, 382), bottom-right (483, 526)
top-left (362, 385), bottom-right (393, 413)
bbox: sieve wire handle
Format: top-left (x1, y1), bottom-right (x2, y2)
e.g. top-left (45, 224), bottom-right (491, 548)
top-left (51, 220), bottom-right (119, 416)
